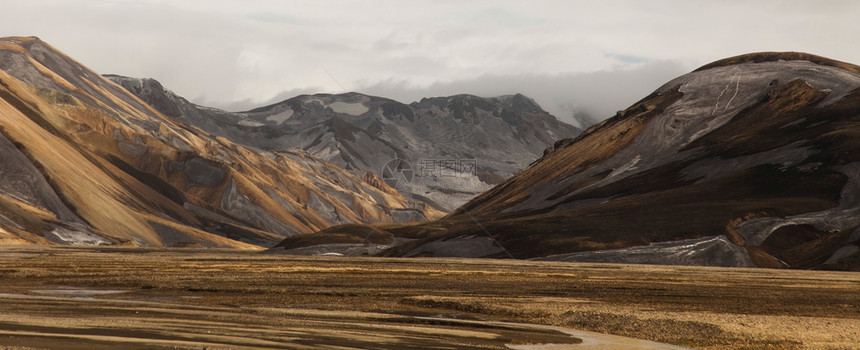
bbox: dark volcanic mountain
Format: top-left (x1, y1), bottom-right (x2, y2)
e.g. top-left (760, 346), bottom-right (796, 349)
top-left (106, 76), bottom-right (581, 211)
top-left (0, 36), bottom-right (441, 248)
top-left (273, 52), bottom-right (860, 270)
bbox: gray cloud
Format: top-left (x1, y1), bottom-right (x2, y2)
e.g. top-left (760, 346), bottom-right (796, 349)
top-left (203, 63), bottom-right (691, 126)
top-left (195, 87), bottom-right (324, 113)
top-left (353, 60), bottom-right (688, 126)
top-left (3, 0), bottom-right (859, 127)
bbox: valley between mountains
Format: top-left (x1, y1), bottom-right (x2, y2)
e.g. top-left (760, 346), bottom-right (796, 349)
top-left (1, 35), bottom-right (860, 349)
top-left (2, 36), bottom-right (860, 268)
top-left (0, 36), bottom-right (576, 251)
top-left (275, 53), bottom-right (860, 271)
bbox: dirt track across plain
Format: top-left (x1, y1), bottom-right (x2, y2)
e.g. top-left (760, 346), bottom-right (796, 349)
top-left (0, 246), bottom-right (857, 349)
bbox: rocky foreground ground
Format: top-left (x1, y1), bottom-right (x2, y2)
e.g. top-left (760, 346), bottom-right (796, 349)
top-left (0, 246), bottom-right (857, 349)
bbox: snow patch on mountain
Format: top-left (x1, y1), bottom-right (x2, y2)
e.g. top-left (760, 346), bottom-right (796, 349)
top-left (329, 101), bottom-right (369, 116)
top-left (46, 227), bottom-right (111, 246)
top-left (266, 109), bottom-right (294, 124)
top-left (536, 236), bottom-right (754, 267)
top-left (238, 119), bottom-right (265, 127)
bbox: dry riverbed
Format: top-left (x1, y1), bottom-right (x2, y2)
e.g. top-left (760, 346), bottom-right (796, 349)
top-left (0, 246), bottom-right (857, 349)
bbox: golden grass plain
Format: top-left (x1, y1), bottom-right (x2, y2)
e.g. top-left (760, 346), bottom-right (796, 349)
top-left (0, 246), bottom-right (857, 349)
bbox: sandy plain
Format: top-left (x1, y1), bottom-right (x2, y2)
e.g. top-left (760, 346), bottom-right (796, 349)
top-left (0, 246), bottom-right (857, 349)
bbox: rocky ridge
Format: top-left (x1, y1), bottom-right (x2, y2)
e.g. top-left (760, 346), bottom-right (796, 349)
top-left (0, 36), bottom-right (441, 248)
top-left (274, 52), bottom-right (860, 270)
top-left (107, 76), bottom-right (581, 211)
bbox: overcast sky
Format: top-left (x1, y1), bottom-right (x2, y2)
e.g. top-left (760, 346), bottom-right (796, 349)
top-left (3, 0), bottom-right (859, 125)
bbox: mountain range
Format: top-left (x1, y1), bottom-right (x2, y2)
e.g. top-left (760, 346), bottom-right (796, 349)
top-left (104, 75), bottom-right (581, 211)
top-left (0, 36), bottom-right (572, 249)
top-left (273, 52), bottom-right (860, 270)
top-left (3, 36), bottom-right (858, 270)
top-left (0, 36), bottom-right (447, 248)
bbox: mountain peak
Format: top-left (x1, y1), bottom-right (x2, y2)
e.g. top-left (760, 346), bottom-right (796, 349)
top-left (492, 93), bottom-right (545, 115)
top-left (282, 52), bottom-right (860, 270)
top-left (0, 36), bottom-right (42, 44)
top-left (1, 36), bottom-right (65, 58)
top-left (0, 36), bottom-right (443, 248)
top-left (695, 51), bottom-right (860, 73)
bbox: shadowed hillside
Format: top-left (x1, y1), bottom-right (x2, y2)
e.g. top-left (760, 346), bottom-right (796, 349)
top-left (274, 52), bottom-right (860, 270)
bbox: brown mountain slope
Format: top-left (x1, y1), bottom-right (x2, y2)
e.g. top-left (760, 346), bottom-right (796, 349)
top-left (273, 52), bottom-right (860, 270)
top-left (0, 36), bottom-right (441, 248)
top-left (104, 75), bottom-right (581, 212)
